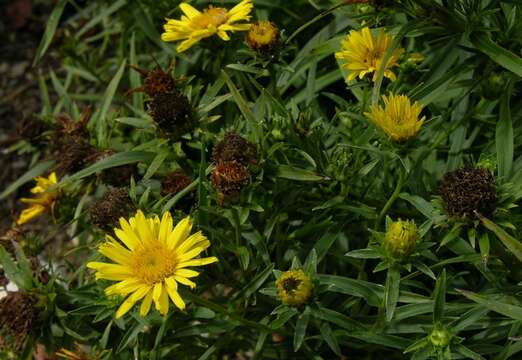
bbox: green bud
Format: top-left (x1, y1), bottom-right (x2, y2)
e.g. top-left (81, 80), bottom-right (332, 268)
top-left (384, 219), bottom-right (419, 258)
top-left (429, 326), bottom-right (451, 348)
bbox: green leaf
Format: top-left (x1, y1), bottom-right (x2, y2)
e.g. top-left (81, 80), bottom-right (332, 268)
top-left (221, 70), bottom-right (262, 143)
top-left (143, 150), bottom-right (169, 180)
top-left (496, 80), bottom-right (514, 178)
top-left (478, 214), bottom-right (522, 262)
top-left (470, 32), bottom-right (522, 77)
top-left (33, 0), bottom-right (67, 66)
top-left (270, 307), bottom-right (298, 329)
top-left (319, 323), bottom-right (340, 356)
top-left (433, 269), bottom-right (446, 323)
top-left (385, 266), bottom-right (401, 322)
top-left (95, 60), bottom-right (127, 147)
top-left (457, 289), bottom-right (522, 321)
top-left (0, 160), bottom-right (54, 200)
top-left (0, 245), bottom-right (31, 290)
top-left (65, 151), bottom-right (154, 182)
top-left (345, 249), bottom-right (381, 259)
top-left (276, 164), bottom-right (328, 181)
top-left (293, 308), bottom-right (310, 352)
top-left (318, 274), bottom-right (381, 306)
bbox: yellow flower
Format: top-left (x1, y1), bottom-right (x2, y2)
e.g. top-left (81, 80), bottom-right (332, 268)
top-left (245, 20), bottom-right (279, 51)
top-left (364, 93), bottom-right (425, 142)
top-left (275, 269), bottom-right (312, 306)
top-left (335, 27), bottom-right (404, 82)
top-left (384, 219), bottom-right (419, 258)
top-left (87, 210), bottom-right (217, 318)
top-left (16, 172), bottom-right (58, 226)
top-left (161, 0), bottom-right (253, 53)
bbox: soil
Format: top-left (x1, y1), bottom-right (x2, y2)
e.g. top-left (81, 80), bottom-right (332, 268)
top-left (0, 0), bottom-right (55, 231)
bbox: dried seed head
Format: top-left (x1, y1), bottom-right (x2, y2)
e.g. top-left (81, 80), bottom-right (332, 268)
top-left (212, 133), bottom-right (257, 166)
top-left (54, 139), bottom-right (95, 176)
top-left (211, 161), bottom-right (249, 202)
top-left (87, 149), bottom-right (137, 186)
top-left (245, 21), bottom-right (280, 55)
top-left (161, 169), bottom-right (195, 212)
top-left (384, 219), bottom-right (419, 259)
top-left (52, 108), bottom-right (95, 175)
top-left (16, 116), bottom-right (47, 144)
top-left (129, 66), bottom-right (176, 97)
top-left (89, 188), bottom-right (135, 232)
top-left (0, 292), bottom-right (37, 352)
top-left (161, 169), bottom-right (192, 197)
top-left (439, 166), bottom-right (496, 218)
top-left (148, 91), bottom-right (194, 140)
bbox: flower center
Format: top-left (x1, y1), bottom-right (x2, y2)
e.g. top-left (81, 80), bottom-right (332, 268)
top-left (249, 23), bottom-right (277, 45)
top-left (192, 7), bottom-right (228, 30)
top-left (282, 277), bottom-right (301, 293)
top-left (132, 241), bottom-right (176, 284)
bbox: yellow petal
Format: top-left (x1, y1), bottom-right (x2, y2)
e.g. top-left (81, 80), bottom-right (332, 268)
top-left (159, 212), bottom-right (173, 244)
top-left (152, 282), bottom-right (163, 311)
top-left (177, 245), bottom-right (209, 263)
top-left (115, 286), bottom-right (151, 319)
top-left (158, 286), bottom-right (169, 315)
top-left (16, 205), bottom-right (46, 225)
top-left (174, 275), bottom-right (196, 289)
top-left (179, 3), bottom-right (201, 19)
top-left (167, 216), bottom-right (192, 250)
top-left (175, 231), bottom-right (207, 254)
top-left (140, 289), bottom-right (154, 317)
top-left (175, 269), bottom-right (200, 278)
top-left (165, 277), bottom-right (186, 310)
top-left (135, 210), bottom-right (153, 243)
top-left (117, 219), bottom-right (142, 249)
top-left (177, 256), bottom-right (218, 269)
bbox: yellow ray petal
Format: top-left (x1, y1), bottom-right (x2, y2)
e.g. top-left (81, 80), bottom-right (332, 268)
top-left (165, 277), bottom-right (186, 310)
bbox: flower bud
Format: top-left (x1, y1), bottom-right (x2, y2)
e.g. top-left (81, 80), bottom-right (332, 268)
top-left (275, 269), bottom-right (312, 307)
top-left (384, 219), bottom-right (419, 258)
top-left (429, 325), bottom-right (451, 348)
top-left (245, 21), bottom-right (280, 56)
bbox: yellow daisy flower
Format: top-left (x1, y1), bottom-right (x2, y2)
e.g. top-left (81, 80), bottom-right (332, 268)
top-left (161, 0), bottom-right (253, 53)
top-left (335, 27), bottom-right (404, 82)
top-left (16, 172), bottom-right (58, 226)
top-left (87, 210), bottom-right (218, 319)
top-left (275, 269), bottom-right (312, 307)
top-left (364, 93), bottom-right (425, 142)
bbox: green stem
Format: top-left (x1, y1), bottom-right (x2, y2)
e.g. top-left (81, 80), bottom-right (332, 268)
top-left (375, 167), bottom-right (405, 229)
top-left (285, 3), bottom-right (347, 45)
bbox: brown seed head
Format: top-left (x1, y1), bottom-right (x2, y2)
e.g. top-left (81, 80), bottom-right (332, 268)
top-left (212, 133), bottom-right (257, 166)
top-left (148, 91), bottom-right (193, 140)
top-left (161, 169), bottom-right (192, 197)
top-left (0, 292), bottom-right (37, 352)
top-left (89, 188), bottom-right (135, 232)
top-left (87, 149), bottom-right (137, 186)
top-left (439, 166), bottom-right (496, 218)
top-left (211, 161), bottom-right (249, 202)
